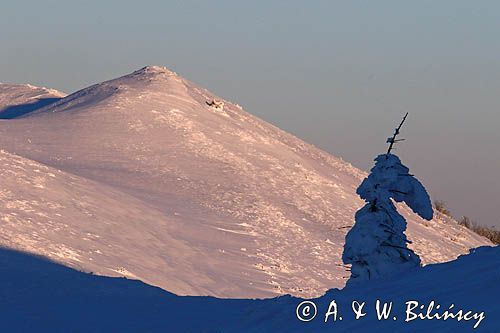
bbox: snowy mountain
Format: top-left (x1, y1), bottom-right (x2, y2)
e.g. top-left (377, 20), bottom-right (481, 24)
top-left (0, 66), bottom-right (491, 298)
top-left (0, 83), bottom-right (65, 118)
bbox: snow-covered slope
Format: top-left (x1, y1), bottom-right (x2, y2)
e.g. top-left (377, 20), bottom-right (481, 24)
top-left (0, 66), bottom-right (491, 298)
top-left (1, 245), bottom-right (497, 332)
top-left (0, 83), bottom-right (65, 118)
top-left (0, 149), bottom-right (237, 295)
top-left (239, 245), bottom-right (500, 333)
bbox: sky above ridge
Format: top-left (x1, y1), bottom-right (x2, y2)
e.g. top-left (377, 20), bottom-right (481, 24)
top-left (1, 1), bottom-right (499, 227)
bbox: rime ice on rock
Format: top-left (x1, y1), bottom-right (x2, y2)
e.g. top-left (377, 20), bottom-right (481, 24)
top-left (342, 115), bottom-right (433, 283)
top-left (206, 99), bottom-right (224, 111)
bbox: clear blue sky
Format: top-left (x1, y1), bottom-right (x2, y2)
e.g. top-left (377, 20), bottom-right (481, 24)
top-left (2, 1), bottom-right (499, 227)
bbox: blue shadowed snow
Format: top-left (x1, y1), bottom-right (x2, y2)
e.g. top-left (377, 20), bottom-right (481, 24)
top-left (0, 245), bottom-right (498, 332)
top-left (343, 153), bottom-right (435, 283)
top-left (0, 98), bottom-right (62, 119)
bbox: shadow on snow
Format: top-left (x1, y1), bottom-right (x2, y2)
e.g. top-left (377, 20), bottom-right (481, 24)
top-left (0, 98), bottom-right (62, 119)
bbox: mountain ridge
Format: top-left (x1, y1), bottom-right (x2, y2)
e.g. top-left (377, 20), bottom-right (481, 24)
top-left (0, 83), bottom-right (65, 118)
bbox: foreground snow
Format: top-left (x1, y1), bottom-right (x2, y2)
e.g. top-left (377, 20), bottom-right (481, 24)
top-left (0, 245), bottom-right (497, 332)
top-left (254, 245), bottom-right (499, 332)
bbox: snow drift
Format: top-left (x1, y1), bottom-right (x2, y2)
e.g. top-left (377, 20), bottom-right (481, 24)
top-left (0, 245), bottom-right (497, 332)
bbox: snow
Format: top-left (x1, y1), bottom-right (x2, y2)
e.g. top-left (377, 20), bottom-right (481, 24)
top-left (343, 153), bottom-right (434, 283)
top-left (0, 83), bottom-right (65, 118)
top-left (249, 245), bottom-right (500, 332)
top-left (0, 67), bottom-right (493, 299)
top-left (0, 244), bottom-right (497, 332)
top-left (358, 154), bottom-right (433, 220)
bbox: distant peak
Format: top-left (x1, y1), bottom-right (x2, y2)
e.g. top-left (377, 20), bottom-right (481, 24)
top-left (0, 82), bottom-right (66, 98)
top-left (133, 66), bottom-right (174, 75)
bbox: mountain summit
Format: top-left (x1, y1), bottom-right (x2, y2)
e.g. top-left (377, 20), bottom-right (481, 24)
top-left (0, 66), bottom-right (491, 298)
